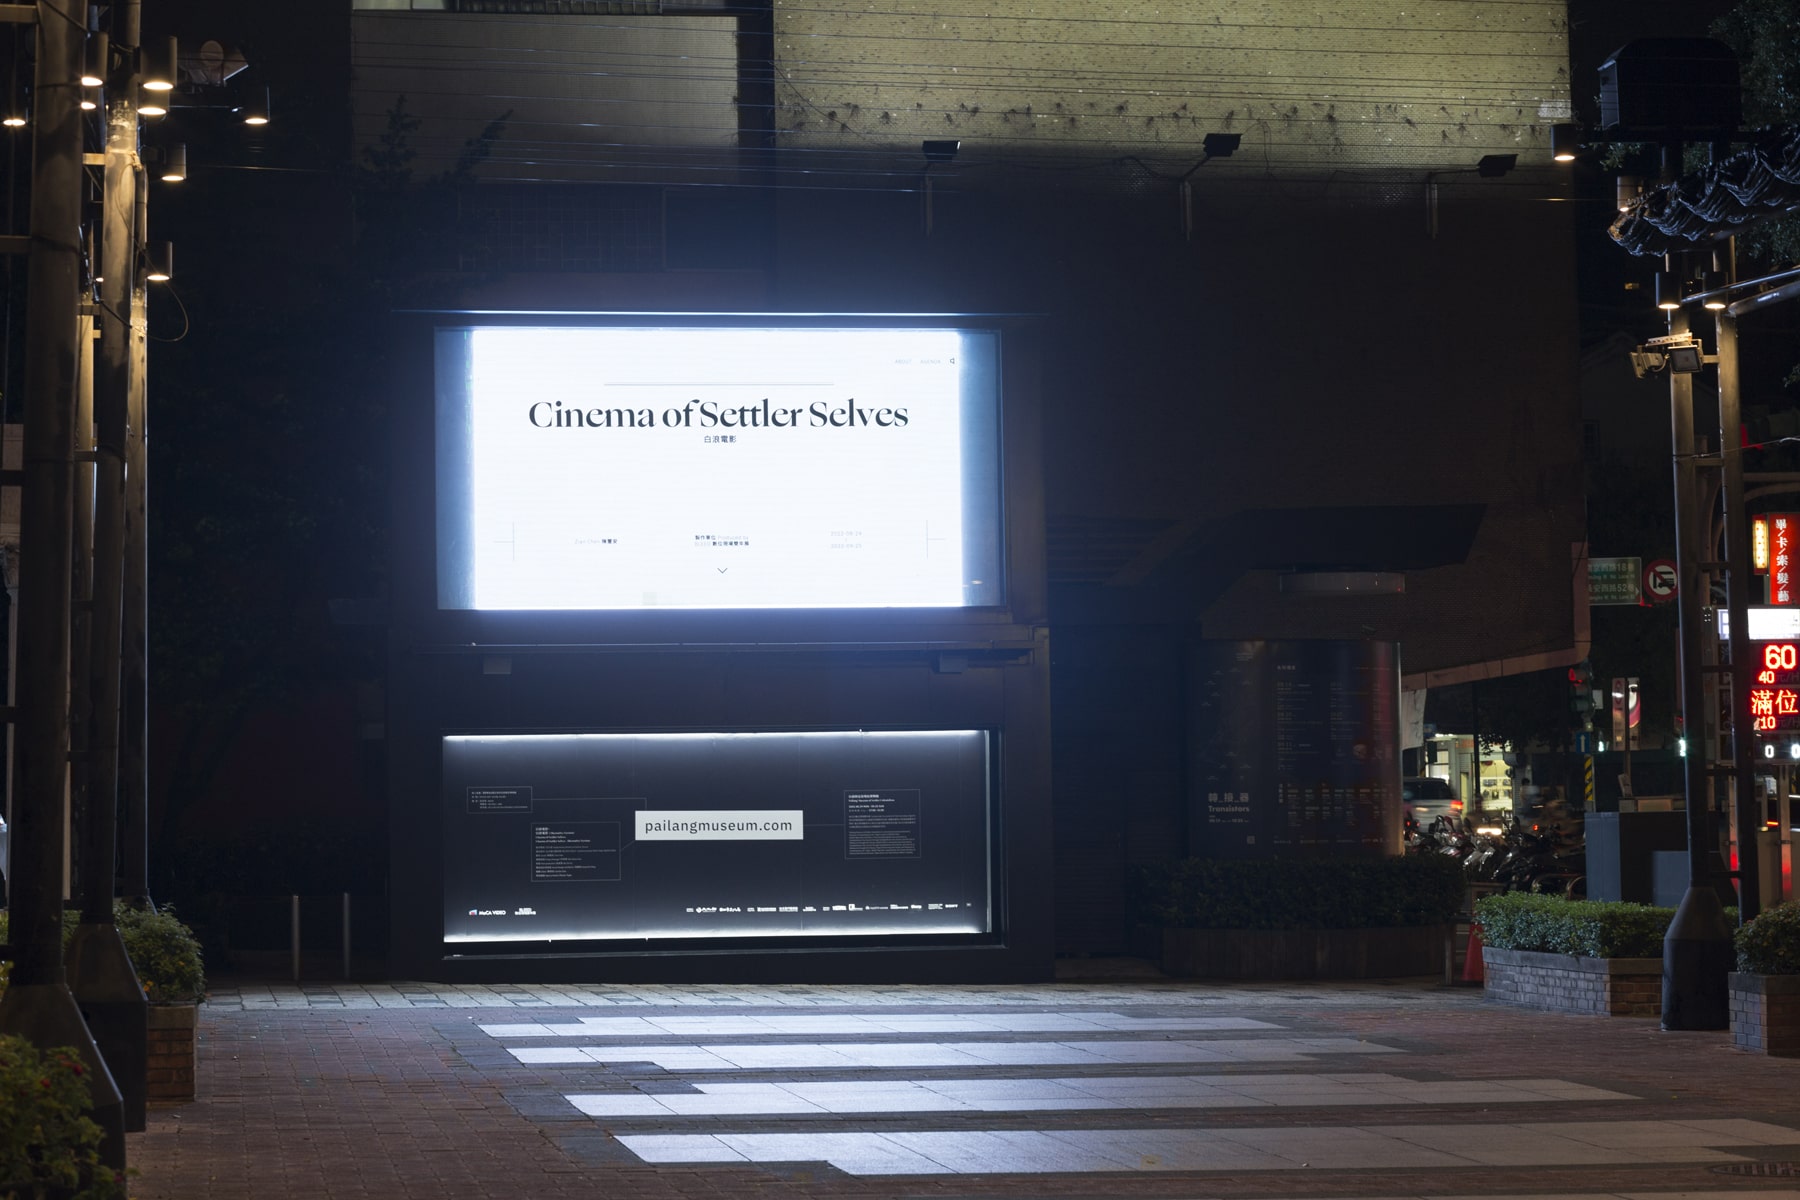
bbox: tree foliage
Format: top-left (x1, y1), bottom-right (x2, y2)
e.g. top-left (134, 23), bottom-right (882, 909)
top-left (1712, 0), bottom-right (1800, 267)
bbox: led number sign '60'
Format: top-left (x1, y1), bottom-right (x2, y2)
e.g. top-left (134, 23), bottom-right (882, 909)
top-left (1750, 642), bottom-right (1800, 733)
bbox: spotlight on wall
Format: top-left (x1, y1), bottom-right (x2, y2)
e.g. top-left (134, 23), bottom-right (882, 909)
top-left (922, 139), bottom-right (960, 162)
top-left (1550, 123), bottom-right (1581, 162)
top-left (1476, 153), bottom-right (1518, 178)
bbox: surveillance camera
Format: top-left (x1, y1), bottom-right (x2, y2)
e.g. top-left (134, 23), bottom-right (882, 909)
top-left (1629, 348), bottom-right (1666, 379)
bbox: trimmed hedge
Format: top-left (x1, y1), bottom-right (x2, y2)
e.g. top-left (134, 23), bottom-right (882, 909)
top-left (1131, 855), bottom-right (1465, 931)
top-left (1737, 900), bottom-right (1800, 975)
top-left (1475, 892), bottom-right (1671, 958)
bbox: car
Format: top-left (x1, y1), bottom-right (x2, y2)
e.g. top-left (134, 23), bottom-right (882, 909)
top-left (1403, 777), bottom-right (1462, 828)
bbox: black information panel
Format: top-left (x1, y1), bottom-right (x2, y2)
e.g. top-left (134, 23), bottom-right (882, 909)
top-left (442, 731), bottom-right (992, 944)
top-left (1187, 640), bottom-right (1401, 858)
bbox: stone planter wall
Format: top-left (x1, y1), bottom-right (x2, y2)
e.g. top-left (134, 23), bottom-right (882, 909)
top-left (1729, 971), bottom-right (1800, 1056)
top-left (1481, 947), bottom-right (1662, 1016)
top-left (146, 1003), bottom-right (198, 1101)
top-left (1160, 925), bottom-right (1449, 980)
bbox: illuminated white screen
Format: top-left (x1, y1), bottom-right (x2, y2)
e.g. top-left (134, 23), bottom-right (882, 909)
top-left (436, 326), bottom-right (1002, 610)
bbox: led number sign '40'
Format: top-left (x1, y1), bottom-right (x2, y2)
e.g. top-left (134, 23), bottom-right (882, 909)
top-left (1750, 642), bottom-right (1800, 733)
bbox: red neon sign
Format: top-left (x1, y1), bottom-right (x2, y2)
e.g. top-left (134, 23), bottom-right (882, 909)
top-left (1773, 514), bottom-right (1798, 604)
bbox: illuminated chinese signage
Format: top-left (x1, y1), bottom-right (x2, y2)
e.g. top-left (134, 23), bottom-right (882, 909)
top-left (1773, 514), bottom-right (1798, 605)
top-left (1750, 642), bottom-right (1800, 734)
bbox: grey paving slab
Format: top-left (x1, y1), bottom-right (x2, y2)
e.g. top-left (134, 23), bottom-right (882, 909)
top-left (480, 1011), bottom-right (1278, 1038)
top-left (508, 1036), bottom-right (1399, 1071)
top-left (616, 1119), bottom-right (1795, 1176)
top-left (556, 1071), bottom-right (1630, 1119)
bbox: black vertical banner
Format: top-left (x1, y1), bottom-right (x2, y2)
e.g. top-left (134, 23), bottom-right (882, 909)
top-left (1187, 640), bottom-right (1401, 858)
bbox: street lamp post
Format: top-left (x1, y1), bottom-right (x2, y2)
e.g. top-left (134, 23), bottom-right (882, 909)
top-left (1661, 304), bottom-right (1733, 1030)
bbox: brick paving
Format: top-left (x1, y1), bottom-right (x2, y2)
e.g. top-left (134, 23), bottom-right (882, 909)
top-left (123, 974), bottom-right (1800, 1199)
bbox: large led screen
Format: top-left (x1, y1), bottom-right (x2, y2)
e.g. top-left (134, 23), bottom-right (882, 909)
top-left (441, 730), bottom-right (993, 944)
top-left (435, 326), bottom-right (1004, 610)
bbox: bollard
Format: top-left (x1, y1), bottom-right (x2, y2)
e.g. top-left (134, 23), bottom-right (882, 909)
top-left (290, 894), bottom-right (300, 982)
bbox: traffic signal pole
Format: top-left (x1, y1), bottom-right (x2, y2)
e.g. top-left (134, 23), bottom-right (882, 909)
top-left (1662, 305), bottom-right (1733, 1031)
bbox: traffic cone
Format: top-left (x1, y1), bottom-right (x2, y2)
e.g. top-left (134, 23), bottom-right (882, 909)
top-left (1462, 920), bottom-right (1485, 984)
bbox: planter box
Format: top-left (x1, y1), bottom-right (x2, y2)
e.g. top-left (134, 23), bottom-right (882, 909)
top-left (1729, 971), bottom-right (1800, 1055)
top-left (1482, 947), bottom-right (1662, 1017)
top-left (146, 1002), bottom-right (198, 1101)
top-left (1160, 925), bottom-right (1449, 980)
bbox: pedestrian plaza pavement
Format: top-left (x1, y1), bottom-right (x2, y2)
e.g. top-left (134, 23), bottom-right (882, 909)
top-left (126, 974), bottom-right (1800, 1199)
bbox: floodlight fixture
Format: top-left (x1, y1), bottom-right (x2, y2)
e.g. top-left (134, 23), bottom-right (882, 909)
top-left (922, 139), bottom-right (959, 162)
top-left (1, 105), bottom-right (24, 129)
top-left (1476, 153), bottom-right (1517, 178)
top-left (1665, 344), bottom-right (1704, 372)
top-left (1201, 131), bottom-right (1241, 158)
top-left (81, 32), bottom-right (108, 89)
top-left (141, 36), bottom-right (177, 91)
top-left (137, 86), bottom-right (167, 117)
top-left (1550, 123), bottom-right (1580, 162)
top-left (159, 142), bottom-right (186, 183)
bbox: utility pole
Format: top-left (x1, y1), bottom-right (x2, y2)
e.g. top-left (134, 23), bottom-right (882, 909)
top-left (65, 1), bottom-right (149, 1131)
top-left (0, 0), bottom-right (127, 1168)
top-left (1662, 303), bottom-right (1734, 1031)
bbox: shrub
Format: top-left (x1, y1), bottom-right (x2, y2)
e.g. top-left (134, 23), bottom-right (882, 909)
top-left (0, 1034), bottom-right (127, 1199)
top-left (1736, 900), bottom-right (1800, 975)
top-left (1130, 855), bottom-right (1466, 930)
top-left (0, 904), bottom-right (203, 1004)
top-left (1475, 892), bottom-right (1671, 957)
top-left (113, 903), bottom-right (205, 1004)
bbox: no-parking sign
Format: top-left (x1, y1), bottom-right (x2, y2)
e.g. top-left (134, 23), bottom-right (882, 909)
top-left (1643, 559), bottom-right (1678, 603)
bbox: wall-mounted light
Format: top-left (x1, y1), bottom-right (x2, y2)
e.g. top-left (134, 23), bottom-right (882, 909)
top-left (81, 31), bottom-right (109, 89)
top-left (1476, 153), bottom-right (1518, 178)
top-left (143, 241), bottom-right (173, 283)
top-left (141, 35), bottom-right (178, 92)
top-left (1550, 123), bottom-right (1581, 162)
top-left (1201, 131), bottom-right (1241, 158)
top-left (159, 142), bottom-right (186, 183)
top-left (241, 85), bottom-right (270, 126)
top-left (137, 85), bottom-right (168, 118)
top-left (921, 139), bottom-right (959, 162)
